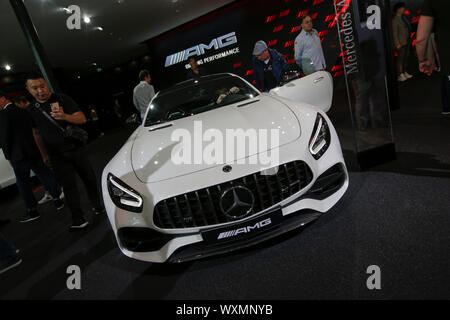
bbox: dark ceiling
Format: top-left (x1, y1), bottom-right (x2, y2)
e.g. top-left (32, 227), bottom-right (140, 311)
top-left (0, 0), bottom-right (235, 77)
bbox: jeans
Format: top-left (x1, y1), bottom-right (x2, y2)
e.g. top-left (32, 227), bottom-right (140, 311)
top-left (50, 147), bottom-right (102, 221)
top-left (396, 43), bottom-right (410, 75)
top-left (12, 158), bottom-right (62, 212)
top-left (442, 75), bottom-right (450, 112)
top-left (0, 232), bottom-right (17, 261)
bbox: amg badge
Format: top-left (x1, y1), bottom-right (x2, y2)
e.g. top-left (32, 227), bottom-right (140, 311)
top-left (217, 218), bottom-right (272, 240)
top-left (164, 32), bottom-right (238, 67)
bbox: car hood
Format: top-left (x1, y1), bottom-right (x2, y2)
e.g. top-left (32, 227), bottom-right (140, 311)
top-left (131, 95), bottom-right (301, 183)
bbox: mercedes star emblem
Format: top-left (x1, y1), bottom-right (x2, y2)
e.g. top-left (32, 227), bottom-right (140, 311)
top-left (219, 185), bottom-right (255, 219)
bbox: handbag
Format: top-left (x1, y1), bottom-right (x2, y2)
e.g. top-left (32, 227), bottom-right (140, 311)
top-left (34, 101), bottom-right (89, 147)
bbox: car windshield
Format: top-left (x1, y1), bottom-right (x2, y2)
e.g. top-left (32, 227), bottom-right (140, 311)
top-left (144, 75), bottom-right (259, 126)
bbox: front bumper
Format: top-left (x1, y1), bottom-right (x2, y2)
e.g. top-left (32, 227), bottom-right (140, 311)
top-left (111, 162), bottom-right (348, 263)
top-left (170, 163), bottom-right (347, 263)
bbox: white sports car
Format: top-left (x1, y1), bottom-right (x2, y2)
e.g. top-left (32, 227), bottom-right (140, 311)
top-left (102, 71), bottom-right (348, 263)
top-left (0, 149), bottom-right (16, 190)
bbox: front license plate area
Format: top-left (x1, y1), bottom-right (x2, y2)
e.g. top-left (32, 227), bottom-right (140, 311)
top-left (201, 208), bottom-right (283, 244)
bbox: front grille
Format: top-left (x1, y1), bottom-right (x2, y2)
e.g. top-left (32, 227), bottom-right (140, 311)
top-left (153, 161), bottom-right (313, 229)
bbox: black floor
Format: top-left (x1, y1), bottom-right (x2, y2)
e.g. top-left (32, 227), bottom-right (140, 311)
top-left (0, 74), bottom-right (449, 299)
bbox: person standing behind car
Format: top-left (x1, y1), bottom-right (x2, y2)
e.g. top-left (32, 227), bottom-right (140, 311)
top-left (25, 72), bottom-right (105, 230)
top-left (133, 70), bottom-right (155, 121)
top-left (0, 90), bottom-right (63, 222)
top-left (392, 2), bottom-right (413, 82)
top-left (294, 15), bottom-right (326, 76)
top-left (186, 58), bottom-right (209, 80)
top-left (252, 40), bottom-right (289, 92)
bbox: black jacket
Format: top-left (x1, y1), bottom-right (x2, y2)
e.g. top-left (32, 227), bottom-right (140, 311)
top-left (0, 103), bottom-right (41, 163)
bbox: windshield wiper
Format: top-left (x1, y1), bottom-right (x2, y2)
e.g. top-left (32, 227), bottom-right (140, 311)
top-left (144, 119), bottom-right (169, 127)
top-left (148, 123), bottom-right (173, 132)
top-left (237, 99), bottom-right (260, 108)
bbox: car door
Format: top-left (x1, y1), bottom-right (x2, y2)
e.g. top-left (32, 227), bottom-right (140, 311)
top-left (269, 71), bottom-right (333, 113)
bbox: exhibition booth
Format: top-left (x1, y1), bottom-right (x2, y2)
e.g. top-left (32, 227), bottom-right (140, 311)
top-left (145, 0), bottom-right (407, 169)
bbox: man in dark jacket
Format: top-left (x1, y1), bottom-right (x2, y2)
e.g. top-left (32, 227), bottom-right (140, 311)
top-left (252, 40), bottom-right (289, 92)
top-left (186, 58), bottom-right (208, 80)
top-left (0, 90), bottom-right (63, 222)
top-left (25, 73), bottom-right (105, 230)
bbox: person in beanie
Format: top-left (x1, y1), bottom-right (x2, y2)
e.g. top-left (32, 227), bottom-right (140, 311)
top-left (252, 40), bottom-right (288, 92)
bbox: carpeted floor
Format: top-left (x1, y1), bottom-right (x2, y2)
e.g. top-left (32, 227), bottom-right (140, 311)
top-left (0, 74), bottom-right (449, 299)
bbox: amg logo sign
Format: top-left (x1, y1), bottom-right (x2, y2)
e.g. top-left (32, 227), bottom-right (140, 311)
top-left (164, 32), bottom-right (238, 67)
top-left (217, 218), bottom-right (272, 240)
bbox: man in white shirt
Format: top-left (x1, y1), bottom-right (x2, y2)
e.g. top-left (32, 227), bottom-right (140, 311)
top-left (294, 15), bottom-right (326, 75)
top-left (133, 70), bottom-right (155, 121)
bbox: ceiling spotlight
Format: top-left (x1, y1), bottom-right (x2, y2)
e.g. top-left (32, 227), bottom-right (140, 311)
top-left (4, 65), bottom-right (11, 71)
top-left (84, 16), bottom-right (91, 24)
top-left (97, 27), bottom-right (104, 31)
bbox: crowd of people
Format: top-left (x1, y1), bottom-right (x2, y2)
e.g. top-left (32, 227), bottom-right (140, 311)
top-left (0, 73), bottom-right (106, 274)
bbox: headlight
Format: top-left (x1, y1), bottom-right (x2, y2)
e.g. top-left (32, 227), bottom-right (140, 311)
top-left (309, 113), bottom-right (331, 160)
top-left (107, 173), bottom-right (143, 213)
